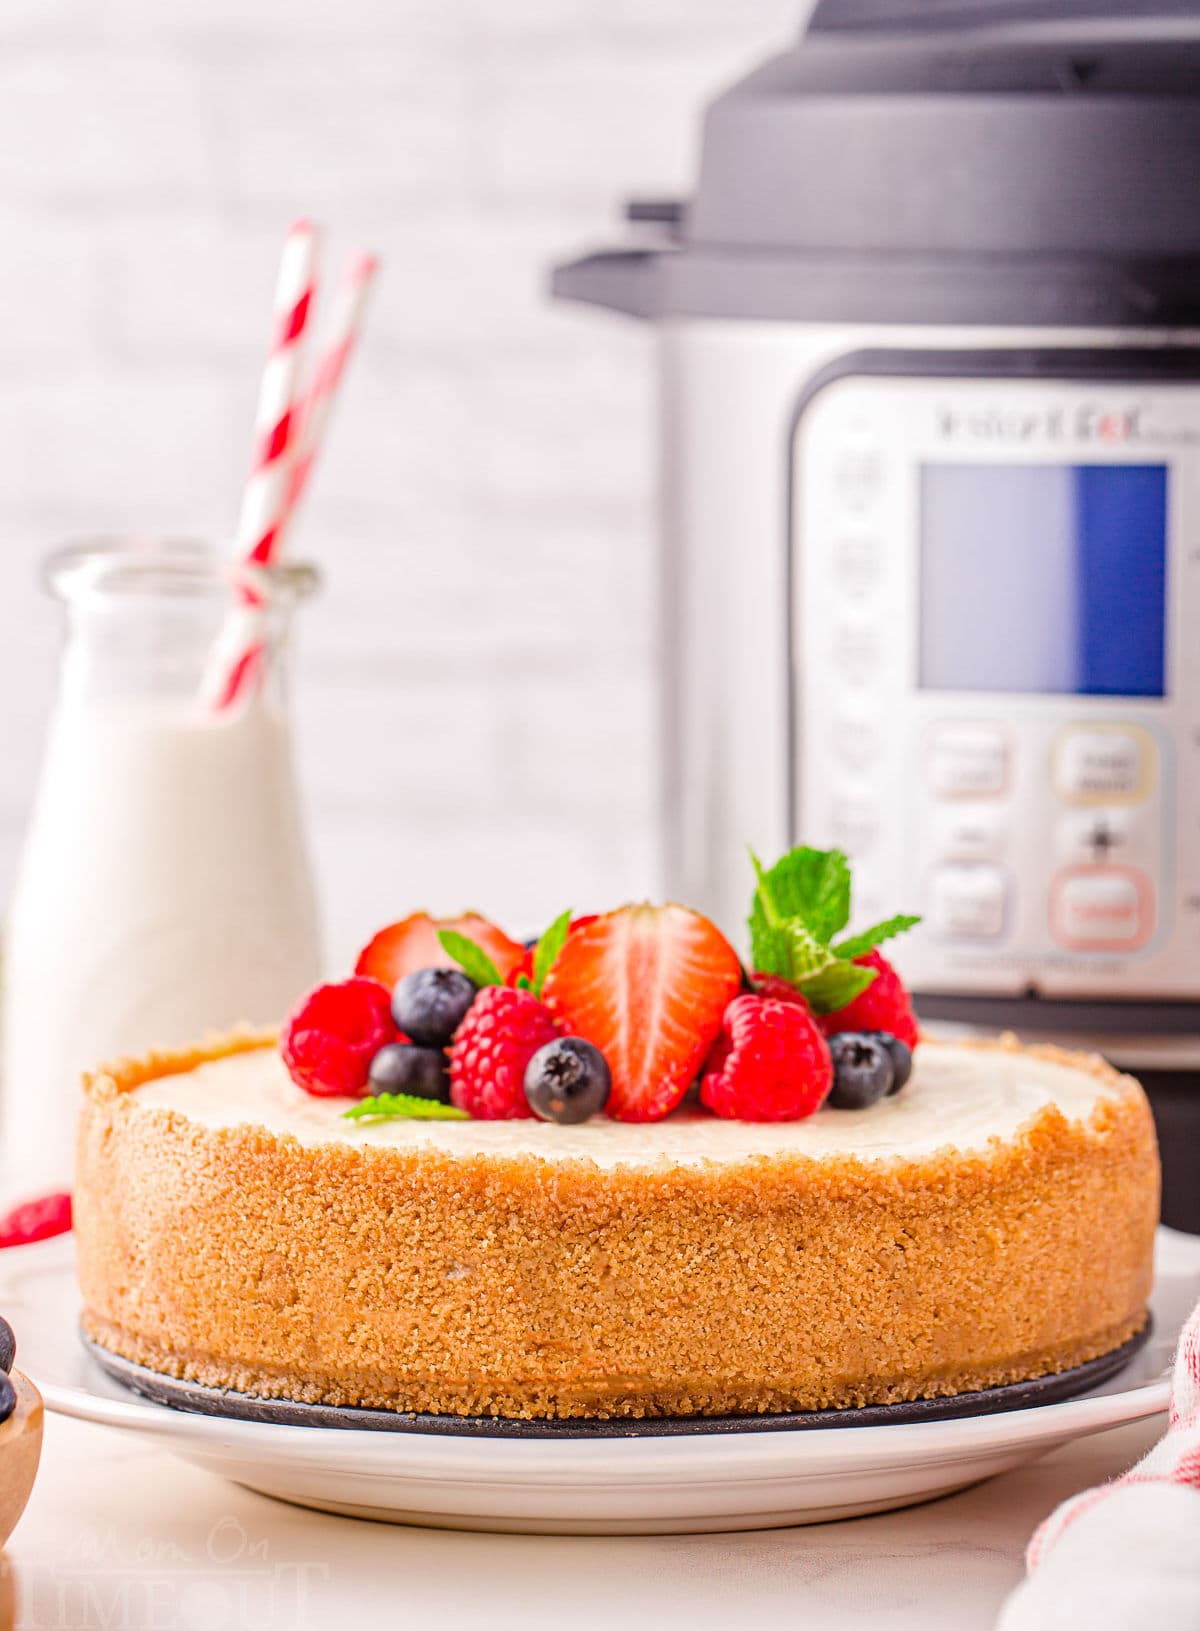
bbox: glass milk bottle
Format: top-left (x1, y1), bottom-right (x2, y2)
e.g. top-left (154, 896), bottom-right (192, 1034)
top-left (1, 539), bottom-right (322, 1191)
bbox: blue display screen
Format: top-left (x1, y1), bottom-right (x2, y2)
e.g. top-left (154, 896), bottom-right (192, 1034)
top-left (919, 463), bottom-right (1167, 698)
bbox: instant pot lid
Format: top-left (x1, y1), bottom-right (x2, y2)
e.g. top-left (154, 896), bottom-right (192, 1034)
top-left (553, 1), bottom-right (1200, 326)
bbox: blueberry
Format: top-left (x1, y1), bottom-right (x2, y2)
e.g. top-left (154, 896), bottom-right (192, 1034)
top-left (827, 1033), bottom-right (894, 1110)
top-left (368, 1043), bottom-right (451, 1103)
top-left (524, 1037), bottom-right (611, 1124)
top-left (0, 1371), bottom-right (14, 1426)
top-left (0, 1315), bottom-right (12, 1375)
top-left (391, 968), bottom-right (478, 1047)
top-left (864, 1031), bottom-right (913, 1095)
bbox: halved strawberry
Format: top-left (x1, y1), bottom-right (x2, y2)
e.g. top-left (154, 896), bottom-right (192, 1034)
top-left (541, 904), bottom-right (743, 1121)
top-left (354, 912), bottom-right (525, 988)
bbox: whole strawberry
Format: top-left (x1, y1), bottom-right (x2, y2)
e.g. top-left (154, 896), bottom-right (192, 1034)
top-left (449, 986), bottom-right (561, 1119)
top-left (701, 994), bottom-right (833, 1122)
top-left (819, 949), bottom-right (919, 1049)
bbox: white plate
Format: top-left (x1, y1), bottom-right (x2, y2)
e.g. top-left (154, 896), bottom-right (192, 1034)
top-left (3, 1231), bottom-right (1196, 1535)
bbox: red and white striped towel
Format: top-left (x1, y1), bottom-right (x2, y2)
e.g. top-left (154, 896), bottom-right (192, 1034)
top-left (998, 1301), bottom-right (1200, 1629)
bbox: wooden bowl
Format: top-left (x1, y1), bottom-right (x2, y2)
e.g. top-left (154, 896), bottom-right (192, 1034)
top-left (0, 1370), bottom-right (43, 1548)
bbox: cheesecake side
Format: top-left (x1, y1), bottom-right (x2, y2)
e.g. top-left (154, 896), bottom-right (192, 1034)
top-left (75, 1034), bottom-right (1160, 1420)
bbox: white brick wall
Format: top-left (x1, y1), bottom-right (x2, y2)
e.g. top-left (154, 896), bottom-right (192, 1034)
top-left (0, 0), bottom-right (798, 967)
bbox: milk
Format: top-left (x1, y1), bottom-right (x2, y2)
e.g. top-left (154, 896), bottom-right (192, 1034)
top-left (1, 697), bottom-right (321, 1190)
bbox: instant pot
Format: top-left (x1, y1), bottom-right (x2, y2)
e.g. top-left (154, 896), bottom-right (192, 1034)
top-left (553, 0), bottom-right (1200, 1224)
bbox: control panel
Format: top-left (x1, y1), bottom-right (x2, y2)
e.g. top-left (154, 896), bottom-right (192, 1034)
top-left (791, 360), bottom-right (1200, 1000)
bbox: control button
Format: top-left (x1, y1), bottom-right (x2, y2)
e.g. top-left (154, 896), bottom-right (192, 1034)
top-left (932, 805), bottom-right (1006, 864)
top-left (831, 711), bottom-right (881, 771)
top-left (927, 725), bottom-right (1009, 799)
top-left (833, 447), bottom-right (883, 511)
top-left (829, 789), bottom-right (880, 855)
top-left (1053, 727), bottom-right (1153, 805)
top-left (929, 864), bottom-right (1008, 940)
top-left (1054, 808), bottom-right (1134, 867)
top-left (832, 532), bottom-right (882, 594)
top-left (832, 619), bottom-right (879, 685)
top-left (1050, 867), bottom-right (1153, 950)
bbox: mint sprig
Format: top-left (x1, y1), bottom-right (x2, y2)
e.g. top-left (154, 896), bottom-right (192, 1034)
top-left (530, 908), bottom-right (572, 998)
top-left (832, 915), bottom-right (921, 962)
top-left (440, 910), bottom-right (575, 999)
top-left (344, 1093), bottom-right (469, 1123)
top-left (437, 930), bottom-right (503, 988)
top-left (748, 846), bottom-right (919, 1014)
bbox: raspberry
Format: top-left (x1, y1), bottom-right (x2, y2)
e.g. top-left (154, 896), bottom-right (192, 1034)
top-left (280, 977), bottom-right (399, 1097)
top-left (819, 949), bottom-right (919, 1049)
top-left (448, 986), bottom-right (560, 1119)
top-left (701, 994), bottom-right (832, 1122)
top-left (0, 1190), bottom-right (72, 1248)
top-left (751, 971), bottom-right (810, 1007)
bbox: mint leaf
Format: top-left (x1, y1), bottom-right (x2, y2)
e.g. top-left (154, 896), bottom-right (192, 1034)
top-left (800, 960), bottom-right (877, 1015)
top-left (781, 921), bottom-right (837, 981)
top-left (833, 914), bottom-right (921, 961)
top-left (748, 843), bottom-right (918, 1006)
top-left (531, 908), bottom-right (573, 998)
top-left (437, 930), bottom-right (503, 988)
top-left (751, 847), bottom-right (851, 944)
top-left (344, 1093), bottom-right (470, 1123)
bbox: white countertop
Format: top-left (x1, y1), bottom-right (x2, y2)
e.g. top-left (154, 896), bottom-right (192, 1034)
top-left (4, 1411), bottom-right (1163, 1630)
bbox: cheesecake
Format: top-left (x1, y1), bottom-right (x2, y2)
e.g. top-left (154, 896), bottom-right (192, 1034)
top-left (74, 1030), bottom-right (1159, 1420)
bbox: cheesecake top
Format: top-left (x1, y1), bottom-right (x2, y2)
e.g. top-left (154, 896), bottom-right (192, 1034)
top-left (129, 1037), bottom-right (1125, 1171)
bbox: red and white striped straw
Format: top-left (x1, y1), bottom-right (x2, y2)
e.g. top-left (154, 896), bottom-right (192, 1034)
top-left (202, 237), bottom-right (378, 713)
top-left (237, 219), bottom-right (321, 568)
top-left (276, 251), bottom-right (379, 553)
top-left (200, 220), bottom-right (321, 711)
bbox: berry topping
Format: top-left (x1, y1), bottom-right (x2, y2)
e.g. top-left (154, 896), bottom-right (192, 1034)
top-left (391, 968), bottom-right (478, 1048)
top-left (508, 915), bottom-right (599, 990)
top-left (0, 1190), bottom-right (72, 1249)
top-left (542, 904), bottom-right (743, 1122)
top-left (448, 986), bottom-right (561, 1119)
top-left (524, 1037), bottom-right (612, 1124)
top-left (368, 1042), bottom-right (450, 1102)
top-left (819, 949), bottom-right (919, 1050)
top-left (700, 994), bottom-right (833, 1122)
top-left (0, 1373), bottom-right (14, 1426)
top-left (0, 1315), bottom-right (13, 1374)
top-left (355, 913), bottom-right (525, 989)
top-left (827, 1032), bottom-right (895, 1109)
top-left (280, 978), bottom-right (398, 1098)
top-left (750, 971), bottom-right (809, 1006)
top-left (864, 1030), bottom-right (913, 1094)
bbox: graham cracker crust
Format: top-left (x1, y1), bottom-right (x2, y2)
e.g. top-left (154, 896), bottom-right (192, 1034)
top-left (74, 1033), bottom-right (1160, 1420)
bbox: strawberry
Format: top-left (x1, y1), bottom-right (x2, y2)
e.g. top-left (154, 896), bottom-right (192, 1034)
top-left (0, 1190), bottom-right (72, 1249)
top-left (355, 913), bottom-right (525, 989)
top-left (280, 977), bottom-right (398, 1097)
top-left (541, 904), bottom-right (743, 1122)
top-left (701, 994), bottom-right (832, 1122)
top-left (818, 949), bottom-right (919, 1049)
top-left (505, 914), bottom-right (600, 989)
top-left (448, 986), bottom-right (561, 1119)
